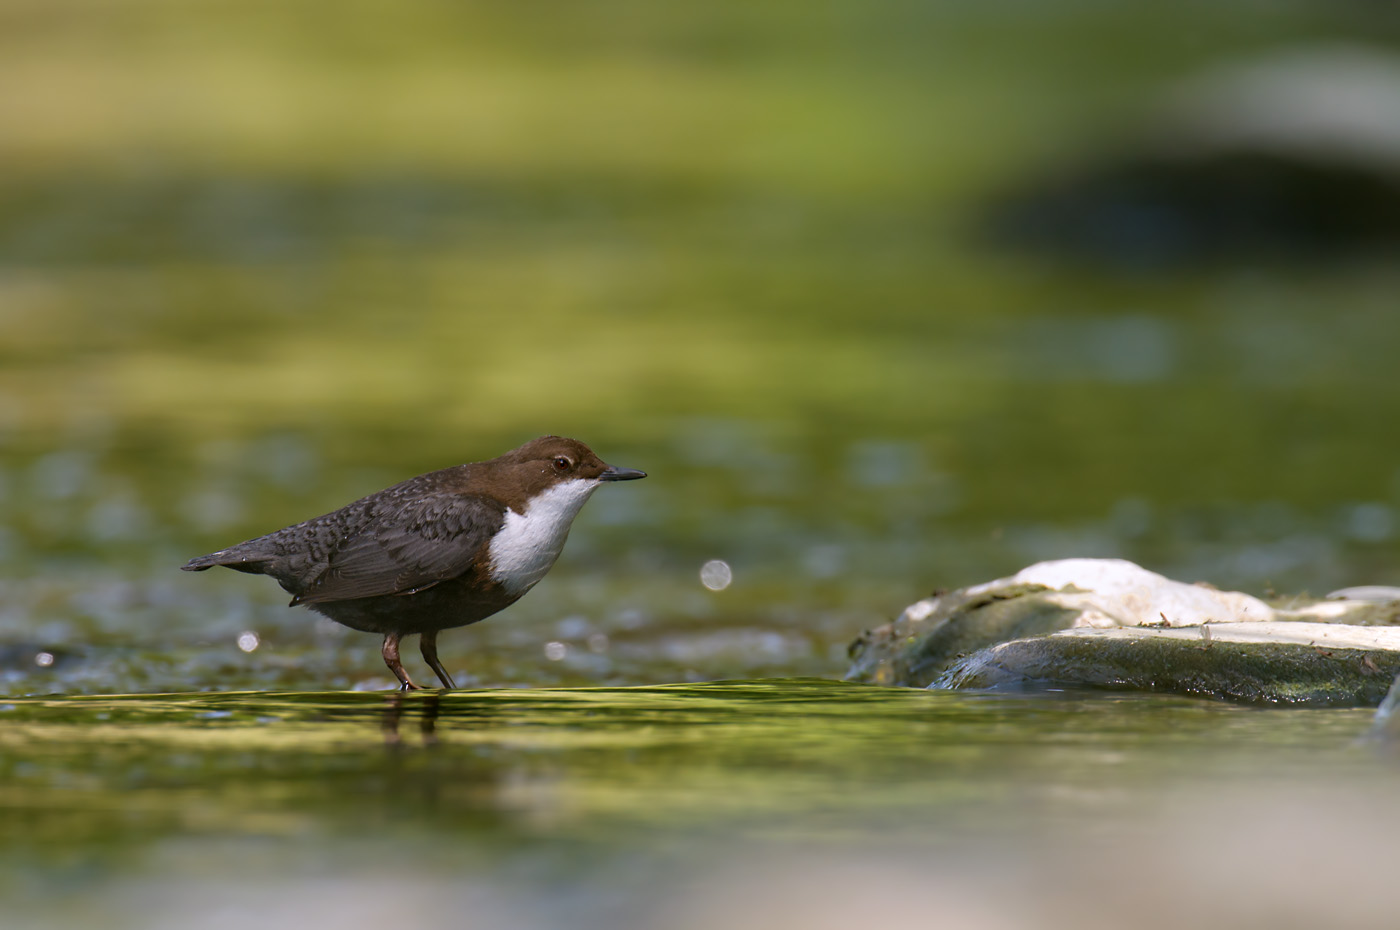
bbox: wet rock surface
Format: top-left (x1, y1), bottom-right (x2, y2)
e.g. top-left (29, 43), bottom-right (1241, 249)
top-left (848, 558), bottom-right (1400, 706)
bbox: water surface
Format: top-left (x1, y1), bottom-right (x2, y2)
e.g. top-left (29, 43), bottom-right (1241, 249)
top-left (4, 680), bottom-right (1394, 928)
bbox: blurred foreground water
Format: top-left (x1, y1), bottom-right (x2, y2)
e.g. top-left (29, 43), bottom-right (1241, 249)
top-left (5, 681), bottom-right (1398, 930)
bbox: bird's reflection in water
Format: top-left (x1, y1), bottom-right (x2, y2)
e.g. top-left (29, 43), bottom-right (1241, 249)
top-left (382, 691), bottom-right (441, 747)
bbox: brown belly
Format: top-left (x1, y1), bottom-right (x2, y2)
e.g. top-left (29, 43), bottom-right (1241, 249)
top-left (305, 576), bottom-right (523, 635)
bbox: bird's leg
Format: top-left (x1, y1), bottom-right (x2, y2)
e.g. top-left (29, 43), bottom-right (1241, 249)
top-left (419, 630), bottom-right (457, 690)
top-left (381, 632), bottom-right (422, 691)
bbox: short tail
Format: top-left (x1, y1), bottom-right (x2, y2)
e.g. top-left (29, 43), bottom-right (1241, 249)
top-left (181, 550), bottom-right (273, 574)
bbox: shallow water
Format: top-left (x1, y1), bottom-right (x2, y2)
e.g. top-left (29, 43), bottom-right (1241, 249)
top-left (5, 680), bottom-right (1396, 928)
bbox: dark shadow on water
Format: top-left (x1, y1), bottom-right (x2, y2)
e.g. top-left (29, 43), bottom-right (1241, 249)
top-left (382, 690), bottom-right (442, 748)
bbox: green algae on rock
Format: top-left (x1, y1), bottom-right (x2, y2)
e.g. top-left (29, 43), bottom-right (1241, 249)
top-left (846, 583), bottom-right (1076, 688)
top-left (938, 626), bottom-right (1400, 706)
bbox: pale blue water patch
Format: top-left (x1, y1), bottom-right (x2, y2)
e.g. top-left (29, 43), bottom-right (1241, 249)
top-left (1338, 501), bottom-right (1394, 544)
top-left (1007, 313), bottom-right (1179, 383)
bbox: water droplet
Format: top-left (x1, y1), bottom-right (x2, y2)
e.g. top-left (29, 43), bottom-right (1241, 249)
top-left (700, 559), bottom-right (733, 591)
top-left (544, 641), bottom-right (567, 661)
top-left (237, 631), bottom-right (260, 653)
top-left (587, 633), bottom-right (610, 653)
top-left (34, 651), bottom-right (54, 668)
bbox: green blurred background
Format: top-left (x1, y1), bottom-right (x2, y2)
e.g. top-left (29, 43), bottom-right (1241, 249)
top-left (7, 6), bottom-right (1400, 928)
top-left (3, 0), bottom-right (1400, 692)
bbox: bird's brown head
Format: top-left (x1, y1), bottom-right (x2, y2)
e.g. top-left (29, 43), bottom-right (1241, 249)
top-left (491, 436), bottom-right (646, 502)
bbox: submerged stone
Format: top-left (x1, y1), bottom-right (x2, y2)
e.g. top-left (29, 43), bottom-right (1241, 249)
top-left (847, 558), bottom-right (1400, 706)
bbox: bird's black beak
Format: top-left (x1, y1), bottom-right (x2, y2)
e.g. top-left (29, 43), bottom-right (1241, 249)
top-left (599, 464), bottom-right (647, 482)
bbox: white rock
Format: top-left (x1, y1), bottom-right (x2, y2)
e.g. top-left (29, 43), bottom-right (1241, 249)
top-left (960, 558), bottom-right (1273, 627)
top-left (898, 557), bottom-right (1394, 629)
top-left (1327, 585), bottom-right (1400, 603)
top-left (1047, 621), bottom-right (1400, 652)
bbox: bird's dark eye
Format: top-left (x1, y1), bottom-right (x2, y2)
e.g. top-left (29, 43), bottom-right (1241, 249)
top-left (553, 456), bottom-right (572, 471)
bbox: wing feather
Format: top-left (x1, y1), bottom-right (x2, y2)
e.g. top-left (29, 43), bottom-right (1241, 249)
top-left (291, 493), bottom-right (504, 604)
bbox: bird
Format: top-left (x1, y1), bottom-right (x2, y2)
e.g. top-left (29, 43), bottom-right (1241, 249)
top-left (181, 436), bottom-right (646, 690)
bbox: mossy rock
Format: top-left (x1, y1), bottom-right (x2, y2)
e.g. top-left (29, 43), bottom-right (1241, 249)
top-left (846, 583), bottom-right (1081, 688)
top-left (849, 558), bottom-right (1400, 706)
top-left (938, 627), bottom-right (1400, 707)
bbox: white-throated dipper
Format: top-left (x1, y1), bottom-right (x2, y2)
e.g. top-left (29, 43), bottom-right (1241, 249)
top-left (181, 436), bottom-right (645, 690)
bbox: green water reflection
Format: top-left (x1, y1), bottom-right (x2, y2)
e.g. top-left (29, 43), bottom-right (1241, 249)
top-left (4, 681), bottom-right (1395, 928)
top-left (0, 681), bottom-right (1380, 856)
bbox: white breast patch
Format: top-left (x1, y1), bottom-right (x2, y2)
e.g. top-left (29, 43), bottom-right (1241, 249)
top-left (487, 478), bottom-right (601, 595)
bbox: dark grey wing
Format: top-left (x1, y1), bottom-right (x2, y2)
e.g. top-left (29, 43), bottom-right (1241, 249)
top-left (292, 493), bottom-right (505, 605)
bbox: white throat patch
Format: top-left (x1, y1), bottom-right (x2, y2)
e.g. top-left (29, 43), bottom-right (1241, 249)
top-left (487, 478), bottom-right (601, 595)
